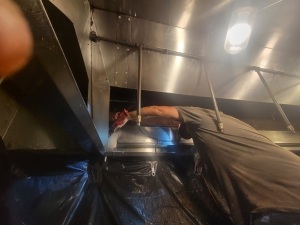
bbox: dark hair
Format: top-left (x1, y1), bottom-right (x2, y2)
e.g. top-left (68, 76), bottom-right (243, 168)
top-left (179, 123), bottom-right (192, 139)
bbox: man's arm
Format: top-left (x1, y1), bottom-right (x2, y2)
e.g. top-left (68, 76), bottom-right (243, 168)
top-left (110, 106), bottom-right (183, 134)
top-left (128, 106), bottom-right (182, 121)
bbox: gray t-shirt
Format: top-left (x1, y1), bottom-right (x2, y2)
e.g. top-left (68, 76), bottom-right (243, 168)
top-left (176, 106), bottom-right (300, 225)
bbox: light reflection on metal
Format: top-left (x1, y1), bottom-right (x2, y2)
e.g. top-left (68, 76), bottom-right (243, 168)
top-left (265, 32), bottom-right (281, 49)
top-left (259, 0), bottom-right (284, 12)
top-left (256, 48), bottom-right (273, 69)
top-left (231, 71), bottom-right (258, 100)
top-left (255, 69), bottom-right (295, 133)
top-left (166, 31), bottom-right (185, 93)
top-left (176, 0), bottom-right (194, 28)
top-left (203, 63), bottom-right (224, 132)
top-left (107, 124), bottom-right (193, 154)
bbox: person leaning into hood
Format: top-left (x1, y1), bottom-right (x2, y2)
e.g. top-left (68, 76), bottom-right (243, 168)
top-left (112, 106), bottom-right (300, 225)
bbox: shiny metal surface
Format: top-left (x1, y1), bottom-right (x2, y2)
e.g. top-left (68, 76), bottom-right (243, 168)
top-left (107, 123), bottom-right (300, 155)
top-left (90, 39), bottom-right (110, 152)
top-left (90, 0), bottom-right (234, 32)
top-left (260, 131), bottom-right (300, 145)
top-left (91, 1), bottom-right (300, 106)
top-left (49, 0), bottom-right (92, 106)
top-left (256, 70), bottom-right (295, 133)
top-left (260, 130), bottom-right (300, 154)
top-left (12, 0), bottom-right (103, 153)
top-left (49, 0), bottom-right (91, 78)
top-left (0, 89), bottom-right (17, 138)
top-left (107, 124), bottom-right (193, 155)
top-left (0, 79), bottom-right (83, 151)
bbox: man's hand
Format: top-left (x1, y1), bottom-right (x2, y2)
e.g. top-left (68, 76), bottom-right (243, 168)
top-left (109, 109), bottom-right (130, 135)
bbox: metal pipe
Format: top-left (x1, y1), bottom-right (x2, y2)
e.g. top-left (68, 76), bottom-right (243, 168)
top-left (137, 45), bottom-right (143, 126)
top-left (203, 63), bottom-right (224, 132)
top-left (255, 70), bottom-right (295, 133)
top-left (90, 31), bottom-right (207, 61)
top-left (251, 66), bottom-right (300, 79)
top-left (90, 32), bottom-right (300, 80)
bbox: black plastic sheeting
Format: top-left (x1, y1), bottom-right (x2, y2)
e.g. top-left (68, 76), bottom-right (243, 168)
top-left (0, 150), bottom-right (233, 225)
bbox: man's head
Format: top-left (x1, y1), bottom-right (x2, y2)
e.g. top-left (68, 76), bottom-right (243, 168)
top-left (179, 123), bottom-right (192, 139)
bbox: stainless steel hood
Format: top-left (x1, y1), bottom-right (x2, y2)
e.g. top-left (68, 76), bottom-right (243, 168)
top-left (90, 0), bottom-right (300, 106)
top-left (88, 0), bottom-right (300, 154)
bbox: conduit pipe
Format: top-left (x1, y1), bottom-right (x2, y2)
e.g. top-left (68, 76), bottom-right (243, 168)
top-left (203, 63), bottom-right (224, 132)
top-left (255, 70), bottom-right (295, 133)
top-left (137, 45), bottom-right (142, 126)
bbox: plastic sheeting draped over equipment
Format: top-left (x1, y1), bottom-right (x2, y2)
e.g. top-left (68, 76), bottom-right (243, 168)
top-left (0, 151), bottom-right (233, 225)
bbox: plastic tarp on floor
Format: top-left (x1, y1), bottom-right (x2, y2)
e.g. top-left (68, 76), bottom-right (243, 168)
top-left (0, 151), bottom-right (232, 225)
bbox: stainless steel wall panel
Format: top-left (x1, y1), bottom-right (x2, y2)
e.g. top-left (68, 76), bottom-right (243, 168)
top-left (13, 0), bottom-right (104, 153)
top-left (90, 0), bottom-right (234, 32)
top-left (49, 0), bottom-right (92, 102)
top-left (97, 42), bottom-right (137, 88)
top-left (126, 48), bottom-right (139, 89)
top-left (140, 51), bottom-right (206, 95)
top-left (114, 45), bottom-right (131, 88)
top-left (93, 10), bottom-right (118, 39)
top-left (93, 10), bottom-right (205, 56)
top-left (98, 42), bottom-right (117, 85)
top-left (49, 0), bottom-right (91, 45)
top-left (131, 18), bottom-right (206, 56)
top-left (91, 41), bottom-right (110, 151)
top-left (116, 15), bottom-right (132, 42)
top-left (2, 106), bottom-right (75, 150)
top-left (0, 80), bottom-right (83, 151)
top-left (0, 90), bottom-right (18, 138)
top-left (91, 1), bottom-right (300, 106)
top-left (96, 34), bottom-right (300, 105)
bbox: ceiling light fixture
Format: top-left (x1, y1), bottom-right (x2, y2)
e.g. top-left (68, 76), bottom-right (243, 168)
top-left (224, 7), bottom-right (256, 54)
